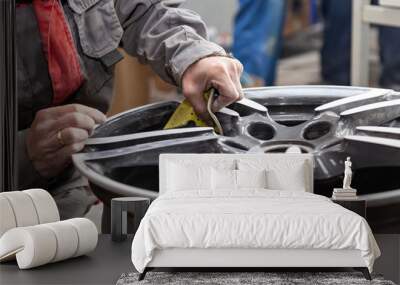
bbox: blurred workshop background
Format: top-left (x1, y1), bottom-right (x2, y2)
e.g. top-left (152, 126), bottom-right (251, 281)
top-left (108, 0), bottom-right (400, 116)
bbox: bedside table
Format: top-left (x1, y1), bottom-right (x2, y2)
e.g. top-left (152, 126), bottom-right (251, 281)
top-left (111, 197), bottom-right (150, 242)
top-left (332, 199), bottom-right (366, 218)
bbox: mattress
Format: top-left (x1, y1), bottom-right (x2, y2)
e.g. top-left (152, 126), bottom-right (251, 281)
top-left (131, 190), bottom-right (380, 273)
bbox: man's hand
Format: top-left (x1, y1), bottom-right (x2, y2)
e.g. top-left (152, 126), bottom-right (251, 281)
top-left (26, 104), bottom-right (106, 178)
top-left (181, 56), bottom-right (244, 119)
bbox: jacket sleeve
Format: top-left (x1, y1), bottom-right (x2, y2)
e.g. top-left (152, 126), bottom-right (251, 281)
top-left (115, 0), bottom-right (226, 86)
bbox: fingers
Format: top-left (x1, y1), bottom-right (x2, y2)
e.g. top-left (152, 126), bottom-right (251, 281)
top-left (31, 124), bottom-right (91, 159)
top-left (44, 104), bottom-right (106, 124)
top-left (37, 112), bottom-right (101, 136)
top-left (60, 128), bottom-right (89, 145)
top-left (233, 59), bottom-right (245, 100)
top-left (182, 57), bottom-right (244, 119)
top-left (53, 112), bottom-right (96, 134)
top-left (70, 104), bottom-right (106, 124)
top-left (27, 104), bottom-right (106, 178)
top-left (46, 127), bottom-right (89, 150)
top-left (56, 141), bottom-right (86, 160)
top-left (28, 104), bottom-right (105, 157)
top-left (211, 59), bottom-right (243, 112)
top-left (211, 78), bottom-right (240, 112)
top-left (34, 104), bottom-right (105, 133)
top-left (182, 78), bottom-right (209, 118)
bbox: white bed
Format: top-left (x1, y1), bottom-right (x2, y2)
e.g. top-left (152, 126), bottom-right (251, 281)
top-left (131, 154), bottom-right (380, 280)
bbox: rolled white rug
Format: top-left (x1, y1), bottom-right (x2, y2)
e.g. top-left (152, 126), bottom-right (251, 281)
top-left (66, 218), bottom-right (98, 257)
top-left (1, 191), bottom-right (39, 228)
top-left (0, 225), bottom-right (57, 267)
top-left (0, 196), bottom-right (17, 237)
top-left (0, 218), bottom-right (98, 269)
top-left (42, 221), bottom-right (79, 262)
top-left (0, 189), bottom-right (60, 238)
top-left (24, 189), bottom-right (60, 224)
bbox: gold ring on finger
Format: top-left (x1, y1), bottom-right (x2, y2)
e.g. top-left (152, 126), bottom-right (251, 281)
top-left (57, 130), bottom-right (65, 146)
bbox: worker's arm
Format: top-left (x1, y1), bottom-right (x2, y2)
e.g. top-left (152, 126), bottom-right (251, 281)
top-left (115, 0), bottom-right (243, 116)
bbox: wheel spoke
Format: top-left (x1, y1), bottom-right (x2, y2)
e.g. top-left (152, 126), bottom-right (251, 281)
top-left (228, 97), bottom-right (268, 116)
top-left (80, 135), bottom-right (220, 163)
top-left (356, 126), bottom-right (400, 139)
top-left (85, 127), bottom-right (215, 151)
top-left (337, 99), bottom-right (400, 135)
top-left (315, 88), bottom-right (393, 114)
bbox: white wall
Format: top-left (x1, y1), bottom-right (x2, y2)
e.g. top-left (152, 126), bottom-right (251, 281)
top-left (182, 0), bottom-right (237, 35)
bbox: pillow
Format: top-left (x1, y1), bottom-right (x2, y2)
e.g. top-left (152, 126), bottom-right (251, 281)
top-left (236, 169), bottom-right (267, 189)
top-left (211, 169), bottom-right (268, 191)
top-left (237, 158), bottom-right (309, 192)
top-left (167, 163), bottom-right (211, 192)
top-left (211, 168), bottom-right (237, 191)
top-left (266, 163), bottom-right (307, 192)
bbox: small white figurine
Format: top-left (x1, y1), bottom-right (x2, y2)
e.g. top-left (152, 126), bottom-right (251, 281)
top-left (332, 157), bottom-right (357, 199)
top-left (343, 157), bottom-right (353, 190)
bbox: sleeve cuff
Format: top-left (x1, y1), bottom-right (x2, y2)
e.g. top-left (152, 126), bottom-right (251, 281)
top-left (169, 39), bottom-right (227, 87)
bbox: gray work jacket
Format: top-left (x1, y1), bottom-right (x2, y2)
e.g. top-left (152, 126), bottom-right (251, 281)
top-left (17, 0), bottom-right (226, 191)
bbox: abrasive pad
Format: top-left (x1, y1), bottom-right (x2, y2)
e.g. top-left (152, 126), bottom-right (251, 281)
top-left (163, 88), bottom-right (224, 135)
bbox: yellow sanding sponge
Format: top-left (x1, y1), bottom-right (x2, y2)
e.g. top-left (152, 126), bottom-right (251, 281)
top-left (163, 94), bottom-right (209, 130)
top-left (163, 89), bottom-right (223, 135)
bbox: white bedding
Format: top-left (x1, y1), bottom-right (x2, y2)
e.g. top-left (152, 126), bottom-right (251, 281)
top-left (131, 190), bottom-right (380, 273)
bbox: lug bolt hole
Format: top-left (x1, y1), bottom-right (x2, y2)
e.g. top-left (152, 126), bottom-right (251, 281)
top-left (247, 122), bottom-right (275, 141)
top-left (303, 121), bottom-right (332, 140)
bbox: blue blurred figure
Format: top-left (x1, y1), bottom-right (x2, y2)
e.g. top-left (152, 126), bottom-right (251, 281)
top-left (321, 0), bottom-right (400, 88)
top-left (232, 0), bottom-right (286, 87)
